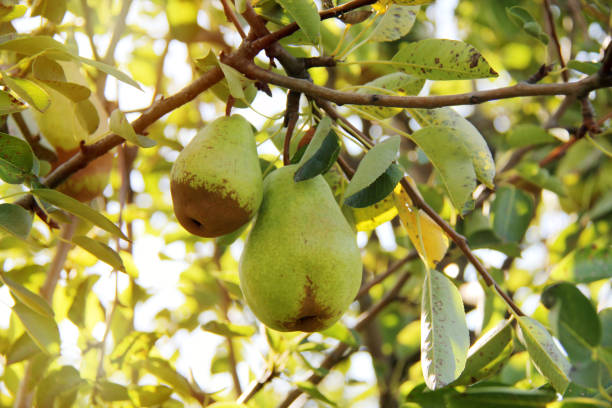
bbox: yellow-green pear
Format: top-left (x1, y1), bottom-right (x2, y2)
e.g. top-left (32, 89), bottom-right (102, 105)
top-left (170, 115), bottom-right (263, 237)
top-left (239, 165), bottom-right (363, 332)
top-left (31, 61), bottom-right (112, 202)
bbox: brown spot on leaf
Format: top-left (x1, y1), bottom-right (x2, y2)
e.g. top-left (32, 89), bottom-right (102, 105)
top-left (434, 57), bottom-right (440, 64)
top-left (469, 53), bottom-right (480, 68)
top-left (171, 176), bottom-right (251, 237)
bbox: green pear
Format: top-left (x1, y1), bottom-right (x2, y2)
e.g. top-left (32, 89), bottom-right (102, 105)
top-left (170, 115), bottom-right (263, 237)
top-left (239, 165), bottom-right (363, 332)
top-left (31, 61), bottom-right (112, 202)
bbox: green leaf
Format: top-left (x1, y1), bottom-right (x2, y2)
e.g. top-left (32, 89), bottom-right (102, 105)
top-left (0, 89), bottom-right (26, 115)
top-left (6, 333), bottom-right (41, 365)
top-left (541, 282), bottom-right (601, 361)
top-left (71, 235), bottom-right (125, 271)
top-left (75, 56), bottom-right (142, 90)
top-left (343, 135), bottom-right (401, 199)
top-left (370, 5), bottom-right (419, 42)
top-left (453, 319), bottom-right (514, 385)
top-left (0, 203), bottom-right (33, 240)
top-left (294, 130), bottom-right (340, 182)
top-left (128, 385), bottom-right (173, 407)
top-left (275, 0), bottom-right (320, 44)
top-left (218, 62), bottom-right (247, 101)
top-left (0, 4), bottom-right (27, 22)
top-left (67, 275), bottom-right (100, 328)
top-left (506, 6), bottom-right (549, 45)
top-left (490, 186), bottom-right (534, 243)
top-left (31, 0), bottom-right (67, 24)
top-left (0, 35), bottom-right (69, 56)
top-left (421, 270), bottom-right (469, 389)
top-left (35, 366), bottom-right (83, 408)
top-left (549, 246), bottom-right (612, 283)
top-left (1, 75), bottom-right (51, 112)
top-left (392, 39), bottom-right (498, 80)
top-left (1, 274), bottom-right (54, 317)
top-left (517, 316), bottom-right (571, 394)
top-left (296, 116), bottom-right (332, 165)
top-left (12, 300), bottom-right (60, 355)
top-left (409, 107), bottom-right (495, 188)
top-left (353, 72), bottom-right (425, 120)
top-left (344, 163), bottom-right (403, 208)
top-left (505, 124), bottom-right (556, 148)
top-left (448, 386), bottom-right (556, 408)
top-left (96, 381), bottom-right (130, 402)
top-left (600, 308), bottom-right (612, 349)
top-left (295, 381), bottom-right (337, 407)
top-left (32, 56), bottom-right (91, 102)
top-left (142, 357), bottom-right (192, 398)
top-left (320, 321), bottom-right (358, 347)
top-left (201, 320), bottom-right (256, 337)
top-left (516, 162), bottom-right (565, 196)
top-left (0, 132), bottom-right (35, 184)
top-left (409, 126), bottom-right (476, 214)
top-left (567, 60), bottom-right (602, 75)
top-left (31, 189), bottom-right (129, 241)
top-left (110, 109), bottom-right (156, 148)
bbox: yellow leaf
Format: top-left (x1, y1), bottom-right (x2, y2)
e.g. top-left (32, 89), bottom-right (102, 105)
top-left (393, 186), bottom-right (449, 268)
top-left (352, 194), bottom-right (398, 231)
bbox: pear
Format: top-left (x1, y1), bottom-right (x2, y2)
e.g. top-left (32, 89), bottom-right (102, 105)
top-left (32, 62), bottom-right (112, 202)
top-left (170, 115), bottom-right (263, 237)
top-left (239, 165), bottom-right (362, 332)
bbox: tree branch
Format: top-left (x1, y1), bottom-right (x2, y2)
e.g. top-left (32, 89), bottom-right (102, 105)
top-left (15, 67), bottom-right (225, 211)
top-left (543, 0), bottom-right (569, 82)
top-left (221, 56), bottom-right (611, 109)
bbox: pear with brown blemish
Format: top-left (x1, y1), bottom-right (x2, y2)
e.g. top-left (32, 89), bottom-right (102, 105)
top-left (239, 164), bottom-right (362, 332)
top-left (170, 115), bottom-right (262, 237)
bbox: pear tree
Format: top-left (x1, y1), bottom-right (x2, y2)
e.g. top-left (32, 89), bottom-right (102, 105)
top-left (0, 1), bottom-right (611, 407)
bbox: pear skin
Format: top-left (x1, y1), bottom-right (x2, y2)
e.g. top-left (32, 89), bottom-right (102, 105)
top-left (32, 63), bottom-right (112, 202)
top-left (239, 165), bottom-right (363, 332)
top-left (170, 115), bottom-right (263, 237)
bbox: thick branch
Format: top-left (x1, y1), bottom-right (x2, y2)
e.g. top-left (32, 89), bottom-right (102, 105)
top-left (221, 57), bottom-right (611, 109)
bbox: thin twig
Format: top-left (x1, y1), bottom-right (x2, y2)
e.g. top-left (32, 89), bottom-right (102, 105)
top-left (220, 0), bottom-right (246, 39)
top-left (80, 0), bottom-right (101, 61)
top-left (356, 252), bottom-right (417, 299)
top-left (543, 0), bottom-right (569, 82)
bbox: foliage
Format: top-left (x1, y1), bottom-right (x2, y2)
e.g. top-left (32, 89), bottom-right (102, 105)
top-left (0, 0), bottom-right (611, 407)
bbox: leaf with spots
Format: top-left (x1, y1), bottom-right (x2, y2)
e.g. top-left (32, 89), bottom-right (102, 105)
top-left (408, 107), bottom-right (495, 188)
top-left (1, 75), bottom-right (51, 112)
top-left (517, 316), bottom-right (571, 394)
top-left (275, 0), bottom-right (320, 44)
top-left (394, 186), bottom-right (448, 268)
top-left (0, 132), bottom-right (35, 184)
top-left (0, 89), bottom-right (25, 115)
top-left (421, 269), bottom-right (469, 389)
top-left (352, 72), bottom-right (425, 120)
top-left (370, 4), bottom-right (419, 42)
top-left (351, 193), bottom-right (398, 231)
top-left (409, 126), bottom-right (476, 214)
top-left (392, 39), bottom-right (498, 80)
